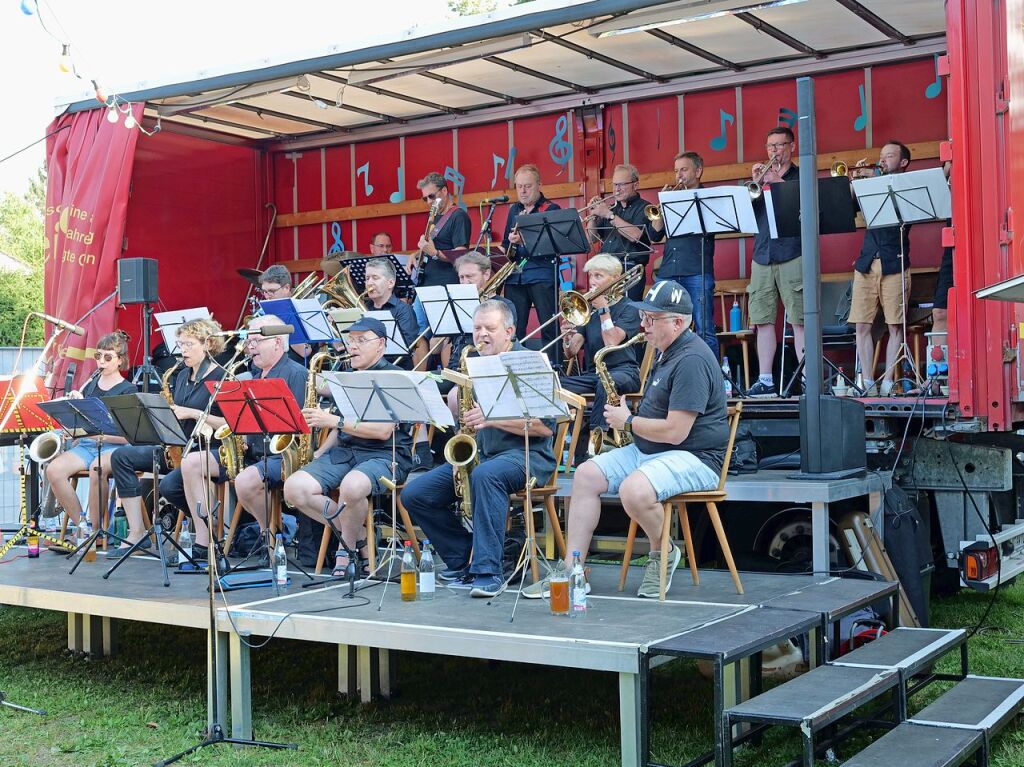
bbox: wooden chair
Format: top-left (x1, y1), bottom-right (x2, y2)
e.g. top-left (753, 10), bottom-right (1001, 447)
top-left (618, 402), bottom-right (744, 600)
top-left (715, 291), bottom-right (754, 391)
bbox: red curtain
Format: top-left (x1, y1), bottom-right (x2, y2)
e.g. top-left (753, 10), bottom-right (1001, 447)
top-left (43, 104), bottom-right (143, 393)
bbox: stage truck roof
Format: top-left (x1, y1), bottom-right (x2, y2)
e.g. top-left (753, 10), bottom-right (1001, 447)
top-left (57, 0), bottom-right (945, 149)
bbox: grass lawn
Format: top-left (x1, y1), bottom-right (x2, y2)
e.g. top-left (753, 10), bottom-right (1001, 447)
top-left (0, 578), bottom-right (1020, 766)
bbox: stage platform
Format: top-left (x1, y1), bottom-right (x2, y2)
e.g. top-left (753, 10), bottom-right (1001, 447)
top-left (0, 549), bottom-right (898, 767)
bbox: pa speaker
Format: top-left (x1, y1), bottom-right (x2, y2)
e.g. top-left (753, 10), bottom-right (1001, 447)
top-left (798, 395), bottom-right (866, 477)
top-left (117, 258), bottom-right (159, 304)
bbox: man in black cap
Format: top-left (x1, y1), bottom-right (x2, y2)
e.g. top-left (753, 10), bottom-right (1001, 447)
top-left (283, 316), bottom-right (413, 576)
top-left (526, 281), bottom-right (728, 600)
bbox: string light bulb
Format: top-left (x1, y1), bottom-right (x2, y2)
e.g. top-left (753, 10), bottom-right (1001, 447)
top-left (59, 44), bottom-right (72, 73)
top-left (105, 105), bottom-right (119, 123)
top-left (123, 113), bottom-right (137, 129)
top-left (92, 80), bottom-right (107, 105)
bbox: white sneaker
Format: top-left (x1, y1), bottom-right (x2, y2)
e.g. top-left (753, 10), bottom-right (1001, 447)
top-left (638, 546), bottom-right (682, 598)
top-left (879, 379), bottom-right (895, 397)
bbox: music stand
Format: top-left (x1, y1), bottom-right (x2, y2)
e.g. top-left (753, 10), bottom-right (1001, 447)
top-left (465, 350), bottom-right (568, 622)
top-left (362, 311), bottom-right (409, 357)
top-left (154, 307), bottom-right (211, 356)
top-left (210, 378), bottom-right (312, 592)
top-left (101, 393), bottom-right (193, 586)
top-left (341, 253), bottom-right (415, 300)
top-left (853, 168), bottom-right (951, 388)
top-left (36, 397), bottom-right (122, 573)
top-left (258, 298), bottom-right (337, 344)
top-left (412, 283), bottom-right (480, 362)
top-left (320, 369), bottom-right (454, 606)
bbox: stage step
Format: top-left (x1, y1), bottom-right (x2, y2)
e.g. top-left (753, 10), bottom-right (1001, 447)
top-left (909, 675), bottom-right (1024, 738)
top-left (838, 721), bottom-right (984, 767)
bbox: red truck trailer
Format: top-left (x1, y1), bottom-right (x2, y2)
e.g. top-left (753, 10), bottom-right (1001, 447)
top-left (44, 0), bottom-right (1024, 589)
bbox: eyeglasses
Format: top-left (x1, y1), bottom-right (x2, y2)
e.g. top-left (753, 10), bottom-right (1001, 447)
top-left (422, 193), bottom-right (438, 202)
top-left (261, 285), bottom-right (287, 297)
top-left (638, 312), bottom-right (679, 325)
top-left (766, 142), bottom-right (793, 150)
top-left (243, 336), bottom-right (275, 348)
top-left (612, 181), bottom-right (637, 188)
top-left (345, 335), bottom-right (382, 348)
top-left (177, 340), bottom-right (202, 351)
top-left (93, 351), bottom-right (117, 362)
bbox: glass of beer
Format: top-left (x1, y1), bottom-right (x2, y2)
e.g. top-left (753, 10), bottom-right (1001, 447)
top-left (548, 573), bottom-right (570, 616)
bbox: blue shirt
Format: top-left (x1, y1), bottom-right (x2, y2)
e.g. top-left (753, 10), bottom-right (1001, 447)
top-left (501, 196), bottom-right (562, 285)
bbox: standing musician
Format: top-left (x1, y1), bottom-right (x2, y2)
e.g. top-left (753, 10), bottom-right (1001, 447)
top-left (401, 300), bottom-right (557, 599)
top-left (559, 254), bottom-right (642, 456)
top-left (529, 282), bottom-right (728, 599)
top-left (500, 164), bottom-right (561, 346)
top-left (107, 319), bottom-right (226, 558)
top-left (44, 331), bottom-right (136, 538)
top-left (258, 264), bottom-right (311, 364)
top-left (179, 315), bottom-right (307, 561)
top-left (849, 141), bottom-right (912, 397)
top-left (746, 126), bottom-right (803, 399)
top-left (649, 151), bottom-right (719, 358)
top-left (415, 172), bottom-right (471, 287)
top-left (362, 257), bottom-right (419, 368)
top-left (283, 316), bottom-right (413, 577)
top-left (585, 163), bottom-right (654, 301)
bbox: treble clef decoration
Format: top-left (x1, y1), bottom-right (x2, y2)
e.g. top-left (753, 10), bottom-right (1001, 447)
top-left (549, 114), bottom-right (572, 174)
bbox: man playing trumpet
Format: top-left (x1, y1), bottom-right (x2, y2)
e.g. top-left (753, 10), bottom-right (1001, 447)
top-left (585, 163), bottom-right (653, 301)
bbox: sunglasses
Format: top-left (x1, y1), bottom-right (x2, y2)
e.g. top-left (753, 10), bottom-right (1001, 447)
top-left (93, 351), bottom-right (118, 362)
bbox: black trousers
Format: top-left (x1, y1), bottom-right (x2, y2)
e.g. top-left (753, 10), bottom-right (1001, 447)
top-left (504, 281), bottom-right (558, 351)
top-left (109, 444), bottom-right (188, 511)
top-left (560, 368), bottom-right (641, 429)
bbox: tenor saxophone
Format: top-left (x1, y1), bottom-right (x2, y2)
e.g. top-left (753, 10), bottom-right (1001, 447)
top-left (444, 344), bottom-right (479, 520)
top-left (590, 333), bottom-right (647, 455)
top-left (161, 362), bottom-right (184, 469)
top-left (290, 349), bottom-right (337, 469)
top-left (215, 357), bottom-right (249, 481)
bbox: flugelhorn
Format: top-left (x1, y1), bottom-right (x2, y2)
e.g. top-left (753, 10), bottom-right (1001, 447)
top-left (746, 158), bottom-right (782, 198)
top-left (644, 182), bottom-right (687, 223)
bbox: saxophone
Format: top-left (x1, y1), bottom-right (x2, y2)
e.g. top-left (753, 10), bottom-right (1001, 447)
top-left (161, 362), bottom-right (184, 469)
top-left (590, 333), bottom-right (647, 455)
top-left (214, 357), bottom-right (249, 481)
top-left (290, 349), bottom-right (337, 469)
top-left (444, 344), bottom-right (478, 520)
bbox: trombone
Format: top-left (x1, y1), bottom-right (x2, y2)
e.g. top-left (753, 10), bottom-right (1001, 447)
top-left (579, 194), bottom-right (617, 224)
top-left (745, 158), bottom-right (782, 198)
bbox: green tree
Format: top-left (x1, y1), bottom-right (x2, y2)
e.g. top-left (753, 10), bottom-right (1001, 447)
top-left (448, 0), bottom-right (534, 14)
top-left (0, 167), bottom-right (47, 346)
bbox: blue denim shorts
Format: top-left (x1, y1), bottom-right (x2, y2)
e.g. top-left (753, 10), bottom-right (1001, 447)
top-left (588, 443), bottom-right (718, 501)
top-left (67, 437), bottom-right (120, 466)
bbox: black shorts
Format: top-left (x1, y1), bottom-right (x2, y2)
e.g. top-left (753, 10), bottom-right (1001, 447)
top-left (933, 246), bottom-right (953, 309)
top-left (300, 452), bottom-right (401, 496)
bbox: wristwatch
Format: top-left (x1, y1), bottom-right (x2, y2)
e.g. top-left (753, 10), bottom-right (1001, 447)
top-left (597, 307), bottom-right (611, 316)
top-left (624, 414), bottom-right (635, 433)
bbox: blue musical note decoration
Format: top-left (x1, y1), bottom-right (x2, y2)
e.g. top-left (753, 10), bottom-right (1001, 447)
top-left (778, 107), bottom-right (797, 129)
top-left (709, 109), bottom-right (734, 151)
top-left (327, 222), bottom-right (346, 255)
top-left (925, 54), bottom-right (942, 99)
top-left (853, 84), bottom-right (867, 132)
top-left (490, 146), bottom-right (518, 189)
top-left (444, 166), bottom-right (467, 210)
top-left (549, 115), bottom-right (573, 173)
top-left (389, 166), bottom-right (405, 203)
top-left (356, 161), bottom-right (373, 197)
top-left (608, 123), bottom-right (617, 158)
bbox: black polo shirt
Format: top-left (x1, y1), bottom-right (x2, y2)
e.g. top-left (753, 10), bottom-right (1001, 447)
top-left (655, 184), bottom-right (716, 278)
top-left (581, 300), bottom-right (642, 371)
top-left (855, 224), bottom-right (912, 275)
top-left (171, 360), bottom-right (224, 447)
top-left (501, 196), bottom-right (562, 285)
top-left (364, 293), bottom-right (419, 357)
top-left (250, 353), bottom-right (308, 459)
top-left (593, 194), bottom-right (654, 265)
top-left (634, 330), bottom-right (728, 474)
top-left (328, 357), bottom-right (413, 468)
top-left (422, 207), bottom-right (472, 286)
top-left (752, 164), bottom-right (801, 266)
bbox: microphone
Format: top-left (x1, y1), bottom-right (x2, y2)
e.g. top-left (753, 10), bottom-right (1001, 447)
top-left (484, 195), bottom-right (509, 204)
top-left (31, 311), bottom-right (84, 336)
top-left (213, 324), bottom-right (295, 338)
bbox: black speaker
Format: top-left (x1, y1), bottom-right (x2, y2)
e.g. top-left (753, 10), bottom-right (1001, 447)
top-left (117, 257), bottom-right (159, 304)
top-left (799, 395), bottom-right (866, 477)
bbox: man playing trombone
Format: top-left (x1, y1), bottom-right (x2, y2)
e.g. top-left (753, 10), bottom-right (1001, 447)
top-left (585, 163), bottom-right (653, 301)
top-left (649, 151), bottom-right (719, 358)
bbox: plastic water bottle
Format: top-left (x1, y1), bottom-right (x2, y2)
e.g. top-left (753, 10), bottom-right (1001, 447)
top-left (79, 517), bottom-right (95, 562)
top-left (400, 541), bottom-right (417, 602)
top-left (273, 534), bottom-right (288, 586)
top-left (112, 506), bottom-right (128, 543)
top-left (729, 298), bottom-right (742, 332)
top-left (570, 550), bottom-right (587, 619)
top-left (27, 520), bottom-right (40, 558)
top-left (419, 539), bottom-right (436, 601)
top-left (179, 519), bottom-right (193, 562)
top-left (721, 358), bottom-right (733, 398)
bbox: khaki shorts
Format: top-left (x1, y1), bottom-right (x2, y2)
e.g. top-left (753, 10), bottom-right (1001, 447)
top-left (848, 260), bottom-right (910, 325)
top-left (748, 258), bottom-right (804, 326)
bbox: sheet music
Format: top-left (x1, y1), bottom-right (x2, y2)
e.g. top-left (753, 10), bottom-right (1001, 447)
top-left (292, 297), bottom-right (337, 342)
top-left (763, 188), bottom-right (779, 239)
top-left (659, 186), bottom-right (758, 236)
top-left (417, 284), bottom-right (479, 336)
top-left (323, 370), bottom-right (452, 426)
top-left (408, 371), bottom-right (457, 427)
top-left (363, 311), bottom-right (408, 355)
top-left (155, 307), bottom-right (212, 355)
top-left (466, 350), bottom-right (567, 420)
top-left (852, 167), bottom-right (952, 228)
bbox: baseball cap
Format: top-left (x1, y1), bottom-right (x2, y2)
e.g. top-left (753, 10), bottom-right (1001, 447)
top-left (632, 280), bottom-right (694, 315)
top-left (346, 316), bottom-right (387, 338)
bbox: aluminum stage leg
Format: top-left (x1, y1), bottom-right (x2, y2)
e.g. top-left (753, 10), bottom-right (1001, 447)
top-left (812, 501), bottom-right (830, 574)
top-left (619, 671), bottom-right (642, 767)
top-left (229, 631), bottom-right (252, 741)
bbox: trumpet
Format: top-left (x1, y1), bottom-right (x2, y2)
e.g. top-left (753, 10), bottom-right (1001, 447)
top-left (831, 159), bottom-right (884, 178)
top-left (746, 158), bottom-right (783, 198)
top-left (579, 194), bottom-right (617, 223)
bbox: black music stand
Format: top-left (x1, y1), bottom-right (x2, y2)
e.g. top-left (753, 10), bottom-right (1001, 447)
top-left (37, 397), bottom-right (122, 573)
top-left (211, 378), bottom-right (313, 592)
top-left (341, 254), bottom-right (415, 300)
top-left (101, 393), bottom-right (195, 586)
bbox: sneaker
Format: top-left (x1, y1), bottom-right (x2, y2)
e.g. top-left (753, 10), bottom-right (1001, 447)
top-left (470, 574), bottom-right (506, 598)
top-left (413, 442), bottom-right (434, 469)
top-left (191, 543), bottom-right (209, 562)
top-left (446, 573), bottom-right (476, 590)
top-left (745, 380), bottom-right (778, 399)
top-left (521, 570), bottom-right (591, 600)
top-left (637, 545), bottom-right (682, 599)
top-left (438, 565), bottom-right (469, 582)
top-left (879, 379), bottom-right (895, 397)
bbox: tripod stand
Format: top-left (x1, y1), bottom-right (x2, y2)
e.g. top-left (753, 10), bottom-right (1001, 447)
top-left (133, 302), bottom-right (161, 393)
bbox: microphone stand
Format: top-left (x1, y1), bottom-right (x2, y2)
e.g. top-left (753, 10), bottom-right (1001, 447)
top-left (473, 200), bottom-right (502, 253)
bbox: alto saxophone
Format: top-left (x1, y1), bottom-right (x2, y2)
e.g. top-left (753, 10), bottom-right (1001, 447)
top-left (444, 344), bottom-right (479, 520)
top-left (161, 362), bottom-right (184, 469)
top-left (590, 333), bottom-right (647, 455)
top-left (289, 349), bottom-right (337, 470)
top-left (215, 357), bottom-right (249, 481)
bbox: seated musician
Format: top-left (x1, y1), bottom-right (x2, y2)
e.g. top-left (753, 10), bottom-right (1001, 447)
top-left (44, 331), bottom-right (136, 537)
top-left (527, 282), bottom-right (728, 599)
top-left (559, 254), bottom-right (642, 457)
top-left (585, 163), bottom-right (654, 301)
top-left (283, 316), bottom-right (413, 577)
top-left (179, 315), bottom-right (307, 561)
top-left (401, 300), bottom-right (557, 598)
top-left (362, 257), bottom-right (419, 369)
top-left (259, 264), bottom-right (311, 364)
top-left (107, 319), bottom-right (226, 558)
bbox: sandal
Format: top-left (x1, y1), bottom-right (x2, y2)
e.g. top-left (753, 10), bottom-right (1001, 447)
top-left (332, 539), bottom-right (369, 578)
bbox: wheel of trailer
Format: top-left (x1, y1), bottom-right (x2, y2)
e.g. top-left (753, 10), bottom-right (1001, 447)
top-left (753, 509), bottom-right (842, 572)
